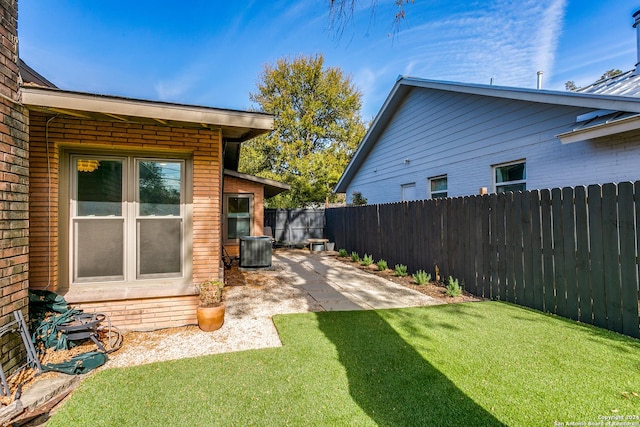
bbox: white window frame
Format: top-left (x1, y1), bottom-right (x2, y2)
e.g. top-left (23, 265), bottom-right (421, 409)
top-left (493, 160), bottom-right (526, 193)
top-left (63, 151), bottom-right (192, 290)
top-left (224, 193), bottom-right (254, 243)
top-left (428, 175), bottom-right (448, 199)
top-left (401, 182), bottom-right (417, 201)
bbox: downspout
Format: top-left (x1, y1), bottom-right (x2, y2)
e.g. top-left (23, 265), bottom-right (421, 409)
top-left (221, 137), bottom-right (226, 278)
top-left (45, 114), bottom-right (59, 289)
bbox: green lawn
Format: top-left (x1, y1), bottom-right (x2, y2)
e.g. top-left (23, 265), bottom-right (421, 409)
top-left (48, 302), bottom-right (640, 426)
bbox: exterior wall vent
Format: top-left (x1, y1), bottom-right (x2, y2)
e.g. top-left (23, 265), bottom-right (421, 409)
top-left (239, 236), bottom-right (272, 268)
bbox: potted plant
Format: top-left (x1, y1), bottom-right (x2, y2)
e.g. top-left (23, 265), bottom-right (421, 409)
top-left (196, 280), bottom-right (225, 332)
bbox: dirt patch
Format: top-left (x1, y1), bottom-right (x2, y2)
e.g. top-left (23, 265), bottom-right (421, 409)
top-left (332, 255), bottom-right (483, 304)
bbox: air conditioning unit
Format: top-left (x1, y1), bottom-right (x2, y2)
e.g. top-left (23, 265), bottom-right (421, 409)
top-left (239, 236), bottom-right (272, 268)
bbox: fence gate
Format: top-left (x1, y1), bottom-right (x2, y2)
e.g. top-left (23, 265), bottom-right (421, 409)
top-left (264, 209), bottom-right (325, 245)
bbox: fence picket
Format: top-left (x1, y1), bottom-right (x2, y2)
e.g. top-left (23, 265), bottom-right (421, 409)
top-left (522, 192), bottom-right (534, 308)
top-left (513, 192), bottom-right (525, 305)
top-left (505, 192), bottom-right (517, 303)
top-left (574, 186), bottom-right (592, 324)
top-left (588, 184), bottom-right (607, 329)
top-left (562, 187), bottom-right (579, 321)
top-left (530, 191), bottom-right (544, 311)
top-left (602, 183), bottom-right (623, 334)
top-left (551, 188), bottom-right (566, 317)
top-left (618, 182), bottom-right (639, 337)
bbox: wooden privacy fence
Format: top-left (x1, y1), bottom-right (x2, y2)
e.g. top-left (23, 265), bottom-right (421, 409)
top-left (326, 182), bottom-right (640, 338)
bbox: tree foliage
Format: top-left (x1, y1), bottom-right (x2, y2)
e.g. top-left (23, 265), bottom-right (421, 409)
top-left (599, 69), bottom-right (623, 80)
top-left (240, 54), bottom-right (367, 208)
top-left (565, 69), bottom-right (624, 92)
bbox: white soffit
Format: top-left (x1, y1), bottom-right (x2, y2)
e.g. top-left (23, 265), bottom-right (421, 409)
top-left (557, 113), bottom-right (640, 144)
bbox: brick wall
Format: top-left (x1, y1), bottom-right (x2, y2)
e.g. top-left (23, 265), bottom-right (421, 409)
top-left (0, 0), bottom-right (29, 373)
top-left (28, 111), bottom-right (223, 330)
top-left (223, 175), bottom-right (264, 257)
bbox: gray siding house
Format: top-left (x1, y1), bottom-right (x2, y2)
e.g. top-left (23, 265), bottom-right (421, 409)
top-left (336, 7), bottom-right (640, 205)
top-left (335, 75), bottom-right (640, 205)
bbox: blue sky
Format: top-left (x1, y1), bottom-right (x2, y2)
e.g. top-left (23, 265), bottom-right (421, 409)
top-left (18, 1), bottom-right (640, 120)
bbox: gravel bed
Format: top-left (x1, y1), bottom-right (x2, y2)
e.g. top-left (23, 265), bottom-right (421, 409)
top-left (105, 261), bottom-right (323, 368)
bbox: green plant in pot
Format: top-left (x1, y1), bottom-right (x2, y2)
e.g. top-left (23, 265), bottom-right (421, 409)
top-left (196, 280), bottom-right (225, 332)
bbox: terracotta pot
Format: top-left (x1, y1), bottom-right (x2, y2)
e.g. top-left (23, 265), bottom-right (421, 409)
top-left (197, 303), bottom-right (225, 332)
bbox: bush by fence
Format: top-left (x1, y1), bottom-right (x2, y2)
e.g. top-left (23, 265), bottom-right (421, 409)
top-left (326, 182), bottom-right (640, 338)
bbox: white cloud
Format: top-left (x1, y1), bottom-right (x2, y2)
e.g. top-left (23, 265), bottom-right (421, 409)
top-left (388, 0), bottom-right (568, 89)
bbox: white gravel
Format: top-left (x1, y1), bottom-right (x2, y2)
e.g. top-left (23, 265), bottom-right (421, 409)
top-left (104, 261), bottom-right (323, 368)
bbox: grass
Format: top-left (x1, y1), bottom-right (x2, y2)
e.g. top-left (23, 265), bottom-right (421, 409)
top-left (47, 302), bottom-right (640, 426)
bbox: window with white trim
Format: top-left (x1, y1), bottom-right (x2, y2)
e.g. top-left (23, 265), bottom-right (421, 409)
top-left (429, 175), bottom-right (448, 199)
top-left (70, 155), bottom-right (187, 284)
top-left (225, 194), bottom-right (253, 242)
top-left (494, 160), bottom-right (526, 193)
top-left (401, 183), bottom-right (417, 201)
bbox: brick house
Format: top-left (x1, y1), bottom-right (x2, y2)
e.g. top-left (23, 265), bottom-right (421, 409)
top-left (3, 0), bottom-right (288, 373)
top-left (20, 79), bottom-right (288, 331)
top-left (0, 0), bottom-right (28, 375)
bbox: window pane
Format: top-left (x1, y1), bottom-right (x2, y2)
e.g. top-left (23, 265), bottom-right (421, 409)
top-left (77, 159), bottom-right (122, 216)
top-left (139, 161), bottom-right (181, 216)
top-left (496, 183), bottom-right (526, 193)
top-left (431, 177), bottom-right (447, 192)
top-left (228, 218), bottom-right (250, 239)
top-left (138, 219), bottom-right (182, 276)
top-left (228, 197), bottom-right (250, 215)
top-left (432, 192), bottom-right (448, 199)
top-left (496, 163), bottom-right (525, 183)
top-left (75, 219), bottom-right (124, 280)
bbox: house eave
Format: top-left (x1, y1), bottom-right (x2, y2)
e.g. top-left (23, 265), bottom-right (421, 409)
top-left (224, 169), bottom-right (290, 198)
top-left (557, 114), bottom-right (640, 144)
top-left (21, 86), bottom-right (274, 142)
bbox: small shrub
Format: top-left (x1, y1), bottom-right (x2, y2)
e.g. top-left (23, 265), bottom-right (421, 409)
top-left (412, 270), bottom-right (431, 285)
top-left (351, 191), bottom-right (367, 206)
top-left (361, 254), bottom-right (373, 266)
top-left (394, 264), bottom-right (408, 277)
top-left (376, 259), bottom-right (388, 271)
top-left (350, 251), bottom-right (360, 262)
top-left (338, 248), bottom-right (348, 257)
top-left (446, 276), bottom-right (463, 297)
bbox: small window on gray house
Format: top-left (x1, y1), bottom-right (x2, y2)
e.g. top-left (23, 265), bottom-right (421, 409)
top-left (429, 175), bottom-right (447, 199)
top-left (494, 161), bottom-right (526, 193)
top-left (401, 183), bottom-right (417, 201)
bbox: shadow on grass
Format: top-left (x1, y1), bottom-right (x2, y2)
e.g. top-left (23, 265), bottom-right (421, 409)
top-left (316, 309), bottom-right (505, 426)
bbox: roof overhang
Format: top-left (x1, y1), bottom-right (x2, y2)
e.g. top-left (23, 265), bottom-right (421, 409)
top-left (224, 169), bottom-right (290, 198)
top-left (334, 76), bottom-right (640, 193)
top-left (557, 113), bottom-right (640, 144)
top-left (21, 86), bottom-right (273, 142)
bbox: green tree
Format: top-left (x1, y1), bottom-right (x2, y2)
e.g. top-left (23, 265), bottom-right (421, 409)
top-left (599, 69), bottom-right (623, 80)
top-left (240, 54), bottom-right (367, 208)
top-left (565, 68), bottom-right (624, 91)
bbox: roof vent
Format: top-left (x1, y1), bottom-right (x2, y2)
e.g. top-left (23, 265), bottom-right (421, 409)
top-left (633, 9), bottom-right (640, 74)
top-left (536, 71), bottom-right (543, 89)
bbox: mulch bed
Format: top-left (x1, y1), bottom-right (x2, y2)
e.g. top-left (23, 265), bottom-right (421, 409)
top-left (332, 254), bottom-right (483, 304)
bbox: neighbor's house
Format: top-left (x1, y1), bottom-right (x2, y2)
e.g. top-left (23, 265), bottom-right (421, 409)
top-left (335, 10), bottom-right (640, 204)
top-left (335, 74), bottom-right (640, 204)
top-left (21, 66), bottom-right (288, 331)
